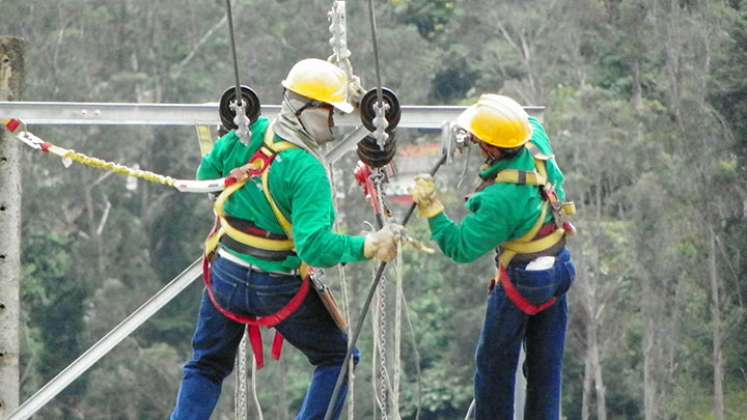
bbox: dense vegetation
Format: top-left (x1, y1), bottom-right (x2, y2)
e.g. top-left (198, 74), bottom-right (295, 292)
top-left (2, 0), bottom-right (746, 418)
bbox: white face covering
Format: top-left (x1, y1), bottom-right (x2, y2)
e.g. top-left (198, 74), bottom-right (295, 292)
top-left (273, 92), bottom-right (339, 165)
top-left (298, 106), bottom-right (335, 144)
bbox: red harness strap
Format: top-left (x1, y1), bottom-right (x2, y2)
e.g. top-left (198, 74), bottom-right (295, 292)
top-left (495, 265), bottom-right (557, 316)
top-left (202, 257), bottom-right (310, 368)
top-left (200, 144), bottom-right (309, 368)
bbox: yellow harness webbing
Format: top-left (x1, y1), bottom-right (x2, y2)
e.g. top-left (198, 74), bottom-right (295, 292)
top-left (204, 127), bottom-right (298, 258)
top-left (495, 143), bottom-right (572, 268)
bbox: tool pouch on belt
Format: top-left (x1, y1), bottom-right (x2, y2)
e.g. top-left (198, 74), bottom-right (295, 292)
top-left (310, 270), bottom-right (349, 331)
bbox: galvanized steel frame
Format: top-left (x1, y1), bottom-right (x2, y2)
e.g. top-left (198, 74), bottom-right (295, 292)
top-left (1, 100), bottom-right (544, 420)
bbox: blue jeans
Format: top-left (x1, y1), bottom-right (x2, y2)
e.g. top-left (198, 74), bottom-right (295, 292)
top-left (474, 249), bottom-right (575, 420)
top-left (171, 256), bottom-right (359, 420)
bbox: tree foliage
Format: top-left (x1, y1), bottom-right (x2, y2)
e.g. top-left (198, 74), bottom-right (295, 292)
top-left (2, 0), bottom-right (746, 418)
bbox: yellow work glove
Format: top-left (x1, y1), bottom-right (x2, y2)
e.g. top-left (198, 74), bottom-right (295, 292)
top-left (364, 224), bottom-right (402, 262)
top-left (408, 175), bottom-right (445, 219)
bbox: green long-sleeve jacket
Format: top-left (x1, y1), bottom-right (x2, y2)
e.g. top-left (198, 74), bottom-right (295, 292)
top-left (428, 117), bottom-right (566, 264)
top-left (197, 117), bottom-right (367, 273)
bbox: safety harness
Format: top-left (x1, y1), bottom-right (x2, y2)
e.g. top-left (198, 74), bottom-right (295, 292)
top-left (202, 126), bottom-right (312, 369)
top-left (490, 142), bottom-right (576, 315)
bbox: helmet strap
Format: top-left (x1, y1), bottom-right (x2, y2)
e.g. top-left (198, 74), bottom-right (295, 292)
top-left (479, 141), bottom-right (504, 163)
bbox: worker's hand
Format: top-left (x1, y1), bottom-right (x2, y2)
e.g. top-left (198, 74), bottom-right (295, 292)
top-left (408, 175), bottom-right (444, 219)
top-left (364, 224), bottom-right (403, 262)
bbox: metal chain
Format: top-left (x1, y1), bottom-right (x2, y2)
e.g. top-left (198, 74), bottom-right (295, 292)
top-left (327, 1), bottom-right (365, 103)
top-left (376, 276), bottom-right (390, 420)
top-left (328, 2), bottom-right (352, 71)
top-left (235, 329), bottom-right (248, 419)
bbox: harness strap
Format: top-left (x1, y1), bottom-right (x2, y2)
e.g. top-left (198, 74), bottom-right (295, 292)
top-left (494, 170), bottom-right (547, 186)
top-left (492, 144), bottom-right (572, 315)
top-left (495, 265), bottom-right (557, 316)
top-left (204, 127), bottom-right (298, 258)
top-left (201, 126), bottom-right (310, 368)
top-left (201, 256), bottom-right (310, 368)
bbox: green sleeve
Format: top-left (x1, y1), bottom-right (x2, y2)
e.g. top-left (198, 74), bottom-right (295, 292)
top-left (428, 193), bottom-right (515, 264)
top-left (286, 155), bottom-right (367, 267)
top-left (196, 118), bottom-right (270, 181)
top-left (196, 131), bottom-right (237, 180)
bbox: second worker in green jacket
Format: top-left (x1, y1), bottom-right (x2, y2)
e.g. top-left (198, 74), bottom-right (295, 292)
top-left (410, 94), bottom-right (577, 420)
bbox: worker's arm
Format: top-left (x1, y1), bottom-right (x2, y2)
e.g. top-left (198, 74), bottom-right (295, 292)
top-left (285, 155), bottom-right (367, 267)
top-left (428, 190), bottom-right (523, 264)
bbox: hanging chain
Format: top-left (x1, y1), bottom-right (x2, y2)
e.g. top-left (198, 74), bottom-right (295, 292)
top-left (376, 276), bottom-right (391, 420)
top-left (328, 1), bottom-right (365, 104)
top-left (235, 329), bottom-right (248, 419)
top-left (392, 247), bottom-right (403, 420)
top-left (328, 1), bottom-right (352, 76)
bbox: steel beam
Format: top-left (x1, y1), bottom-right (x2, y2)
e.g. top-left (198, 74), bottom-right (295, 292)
top-left (7, 259), bottom-right (203, 420)
top-left (0, 101), bottom-right (544, 129)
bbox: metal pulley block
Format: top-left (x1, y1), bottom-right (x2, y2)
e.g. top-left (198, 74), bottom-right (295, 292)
top-left (359, 87), bottom-right (401, 133)
top-left (356, 131), bottom-right (397, 168)
top-left (218, 85), bottom-right (261, 130)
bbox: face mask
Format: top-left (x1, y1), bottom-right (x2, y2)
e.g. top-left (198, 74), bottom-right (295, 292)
top-left (298, 107), bottom-right (335, 144)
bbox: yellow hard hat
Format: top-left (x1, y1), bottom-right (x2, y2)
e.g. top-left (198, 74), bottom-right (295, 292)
top-left (281, 58), bottom-right (354, 113)
top-left (456, 94), bottom-right (532, 148)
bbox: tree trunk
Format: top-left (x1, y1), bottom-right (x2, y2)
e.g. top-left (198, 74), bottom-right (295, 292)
top-left (643, 316), bottom-right (657, 420)
top-left (581, 352), bottom-right (592, 420)
top-left (0, 36), bottom-right (24, 418)
top-left (709, 228), bottom-right (725, 420)
top-left (591, 327), bottom-right (607, 420)
top-left (591, 185), bottom-right (607, 420)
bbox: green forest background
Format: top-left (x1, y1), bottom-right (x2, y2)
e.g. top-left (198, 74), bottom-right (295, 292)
top-left (2, 0), bottom-right (747, 418)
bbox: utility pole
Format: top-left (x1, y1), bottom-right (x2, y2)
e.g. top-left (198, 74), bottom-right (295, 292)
top-left (0, 36), bottom-right (25, 418)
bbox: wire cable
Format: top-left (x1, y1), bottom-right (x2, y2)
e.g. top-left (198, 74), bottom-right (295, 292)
top-left (323, 153), bottom-right (447, 420)
top-left (225, 0), bottom-right (243, 109)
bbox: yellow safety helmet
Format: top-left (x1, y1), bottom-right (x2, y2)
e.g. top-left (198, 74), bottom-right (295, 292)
top-left (281, 58), bottom-right (354, 113)
top-left (456, 94), bottom-right (532, 149)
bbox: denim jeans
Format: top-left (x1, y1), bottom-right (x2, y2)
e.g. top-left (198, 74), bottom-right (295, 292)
top-left (474, 249), bottom-right (575, 420)
top-left (171, 256), bottom-right (359, 420)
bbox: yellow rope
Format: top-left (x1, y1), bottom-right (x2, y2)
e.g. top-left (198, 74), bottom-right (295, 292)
top-left (62, 150), bottom-right (176, 187)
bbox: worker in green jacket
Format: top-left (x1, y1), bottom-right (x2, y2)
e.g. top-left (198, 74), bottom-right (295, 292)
top-left (410, 94), bottom-right (576, 420)
top-left (171, 58), bottom-right (401, 420)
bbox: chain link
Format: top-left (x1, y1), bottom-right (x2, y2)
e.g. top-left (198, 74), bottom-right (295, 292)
top-left (376, 277), bottom-right (391, 420)
top-left (235, 330), bottom-right (248, 419)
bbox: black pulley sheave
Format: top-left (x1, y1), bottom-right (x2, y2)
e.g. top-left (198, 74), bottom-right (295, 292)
top-left (219, 85), bottom-right (261, 130)
top-left (357, 131), bottom-right (397, 168)
top-left (359, 87), bottom-right (401, 133)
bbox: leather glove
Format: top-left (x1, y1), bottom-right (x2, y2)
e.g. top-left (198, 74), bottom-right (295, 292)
top-left (364, 224), bottom-right (403, 262)
top-left (408, 175), bottom-right (444, 219)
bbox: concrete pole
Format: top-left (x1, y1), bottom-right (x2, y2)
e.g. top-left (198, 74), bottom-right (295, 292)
top-left (0, 36), bottom-right (25, 418)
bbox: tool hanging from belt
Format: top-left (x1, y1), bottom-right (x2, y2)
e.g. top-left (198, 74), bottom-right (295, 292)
top-left (490, 142), bottom-right (577, 316)
top-left (202, 126), bottom-right (310, 369)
